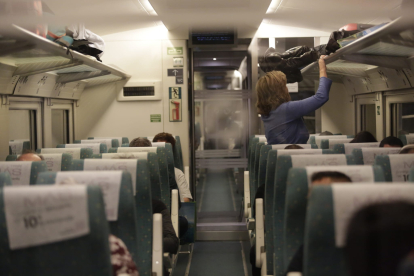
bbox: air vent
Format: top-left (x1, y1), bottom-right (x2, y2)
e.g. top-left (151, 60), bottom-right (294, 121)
top-left (123, 86), bottom-right (155, 97)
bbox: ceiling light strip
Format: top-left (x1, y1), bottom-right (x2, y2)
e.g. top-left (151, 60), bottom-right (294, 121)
top-left (266, 0), bottom-right (284, 14)
top-left (138, 0), bottom-right (158, 16)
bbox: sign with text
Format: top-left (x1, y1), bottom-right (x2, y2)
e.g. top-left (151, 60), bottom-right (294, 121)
top-left (169, 87), bottom-right (182, 122)
top-left (389, 155), bottom-right (414, 182)
top-left (167, 47), bottom-right (183, 55)
top-left (4, 186), bottom-right (90, 249)
top-left (41, 154), bottom-right (62, 172)
top-left (361, 148), bottom-right (401, 165)
top-left (150, 114), bottom-right (161, 123)
top-left (41, 148), bottom-right (81, 159)
top-left (0, 162), bottom-right (32, 185)
top-left (291, 154), bottom-right (347, 168)
top-left (55, 171), bottom-right (122, 221)
top-left (84, 159), bottom-right (138, 195)
top-left (65, 144), bottom-right (100, 154)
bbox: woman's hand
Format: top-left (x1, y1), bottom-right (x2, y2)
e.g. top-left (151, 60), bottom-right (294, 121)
top-left (319, 55), bottom-right (328, 78)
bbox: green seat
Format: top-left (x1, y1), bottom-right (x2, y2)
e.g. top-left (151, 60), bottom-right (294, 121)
top-left (320, 138), bottom-right (353, 149)
top-left (150, 142), bottom-right (178, 193)
top-left (272, 154), bottom-right (355, 276)
top-left (88, 136), bottom-right (129, 145)
top-left (174, 136), bottom-right (184, 172)
top-left (0, 185), bottom-right (112, 276)
top-left (106, 148), bottom-right (171, 210)
top-left (69, 158), bottom-right (153, 276)
top-left (375, 154), bottom-right (414, 182)
top-left (352, 148), bottom-right (401, 165)
top-left (305, 184), bottom-right (414, 276)
top-left (284, 165), bottom-right (385, 272)
top-left (400, 134), bottom-right (414, 145)
top-left (75, 139), bottom-right (120, 148)
top-left (259, 148), bottom-right (333, 275)
top-left (37, 148), bottom-right (94, 159)
top-left (332, 142), bottom-right (380, 154)
top-left (7, 154), bottom-right (72, 172)
top-left (9, 140), bottom-right (31, 155)
top-left (251, 142), bottom-right (265, 209)
top-left (8, 146), bottom-right (11, 155)
top-left (57, 143), bottom-right (107, 154)
top-left (36, 171), bottom-right (140, 265)
top-left (0, 161), bottom-right (47, 185)
top-left (0, 172), bottom-right (12, 187)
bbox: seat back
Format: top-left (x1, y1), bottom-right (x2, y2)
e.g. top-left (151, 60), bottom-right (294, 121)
top-left (37, 148), bottom-right (93, 159)
top-left (150, 142), bottom-right (177, 190)
top-left (107, 148), bottom-right (170, 209)
top-left (375, 154), bottom-right (414, 182)
top-left (400, 134), bottom-right (414, 145)
top-left (272, 154), bottom-right (355, 276)
top-left (332, 142), bottom-right (380, 154)
top-left (69, 158), bottom-right (153, 275)
top-left (88, 136), bottom-right (129, 145)
top-left (57, 143), bottom-right (107, 154)
top-left (36, 171), bottom-right (139, 265)
top-left (9, 140), bottom-right (31, 155)
top-left (251, 142), bottom-right (265, 207)
top-left (284, 165), bottom-right (385, 271)
top-left (320, 138), bottom-right (353, 149)
top-left (310, 135), bottom-right (349, 146)
top-left (0, 172), bottom-right (12, 187)
top-left (305, 184), bottom-right (414, 276)
top-left (7, 153), bottom-right (73, 172)
top-left (75, 139), bottom-right (119, 148)
top-left (352, 147), bottom-right (401, 165)
top-left (249, 137), bottom-right (267, 172)
top-left (174, 136), bottom-right (184, 172)
top-left (0, 161), bottom-right (47, 185)
top-left (270, 144), bottom-right (318, 150)
top-left (0, 185), bottom-right (112, 276)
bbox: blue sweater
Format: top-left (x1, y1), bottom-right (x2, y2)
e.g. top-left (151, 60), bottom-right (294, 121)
top-left (261, 77), bottom-right (332, 145)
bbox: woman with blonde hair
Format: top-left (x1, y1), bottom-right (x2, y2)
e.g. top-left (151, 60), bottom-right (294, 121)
top-left (256, 56), bottom-right (332, 144)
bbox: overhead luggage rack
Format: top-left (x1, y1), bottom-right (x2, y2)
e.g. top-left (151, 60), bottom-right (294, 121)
top-left (0, 25), bottom-right (130, 99)
top-left (301, 16), bottom-right (414, 80)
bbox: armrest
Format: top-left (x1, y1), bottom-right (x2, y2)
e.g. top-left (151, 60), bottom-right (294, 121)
top-left (184, 166), bottom-right (190, 186)
top-left (255, 198), bottom-right (265, 268)
top-left (171, 189), bottom-right (179, 237)
top-left (244, 171), bottom-right (251, 218)
top-left (287, 273), bottom-right (302, 276)
top-left (152, 213), bottom-right (163, 276)
top-left (247, 218), bottom-right (255, 230)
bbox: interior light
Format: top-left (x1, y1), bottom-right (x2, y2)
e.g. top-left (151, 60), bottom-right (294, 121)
top-left (266, 0), bottom-right (284, 14)
top-left (138, 0), bottom-right (158, 16)
top-left (213, 58), bottom-right (217, 60)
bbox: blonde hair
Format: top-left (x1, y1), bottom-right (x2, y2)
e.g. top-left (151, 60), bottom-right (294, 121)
top-left (256, 71), bottom-right (291, 116)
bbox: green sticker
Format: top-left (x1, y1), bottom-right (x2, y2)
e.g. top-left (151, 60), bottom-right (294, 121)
top-left (377, 106), bottom-right (381, 115)
top-left (150, 114), bottom-right (161, 122)
top-left (167, 47), bottom-right (183, 55)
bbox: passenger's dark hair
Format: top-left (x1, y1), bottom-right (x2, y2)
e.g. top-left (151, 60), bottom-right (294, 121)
top-left (129, 137), bottom-right (152, 147)
top-left (380, 136), bottom-right (404, 148)
top-left (284, 144), bottom-right (304, 149)
top-left (320, 131), bottom-right (333, 136)
top-left (350, 131), bottom-right (377, 143)
top-left (17, 150), bottom-right (44, 161)
top-left (311, 171), bottom-right (352, 183)
top-left (400, 145), bottom-right (414, 154)
top-left (345, 202), bottom-right (414, 276)
top-left (153, 132), bottom-right (176, 148)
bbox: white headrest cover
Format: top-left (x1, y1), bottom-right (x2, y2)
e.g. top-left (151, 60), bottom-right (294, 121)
top-left (406, 134), bottom-right (414, 145)
top-left (81, 139), bottom-right (112, 149)
top-left (0, 161), bottom-right (32, 186)
top-left (94, 137), bottom-right (123, 145)
top-left (361, 148), bottom-right (401, 165)
top-left (271, 144), bottom-right (312, 149)
top-left (151, 142), bottom-right (166, 148)
top-left (388, 154), bottom-right (414, 182)
top-left (40, 148), bottom-right (81, 159)
top-left (9, 141), bottom-right (26, 155)
top-left (291, 154), bottom-right (347, 168)
top-left (306, 165), bottom-right (374, 185)
top-left (102, 152), bottom-right (148, 160)
top-left (278, 149), bottom-right (322, 156)
top-left (343, 142), bottom-right (379, 154)
top-left (118, 147), bottom-right (157, 153)
top-left (314, 135), bottom-right (347, 147)
top-left (39, 154), bottom-right (63, 172)
top-left (326, 139), bottom-right (353, 149)
top-left (65, 144), bottom-right (101, 154)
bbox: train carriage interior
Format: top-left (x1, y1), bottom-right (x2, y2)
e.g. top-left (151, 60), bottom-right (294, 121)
top-left (1, 0), bottom-right (414, 275)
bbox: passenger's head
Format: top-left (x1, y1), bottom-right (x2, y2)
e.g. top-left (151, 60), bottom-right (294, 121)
top-left (311, 171), bottom-right (352, 185)
top-left (129, 137), bottom-right (152, 147)
top-left (350, 131), bottom-right (377, 143)
top-left (284, 144), bottom-right (304, 149)
top-left (256, 71), bottom-right (291, 116)
top-left (345, 202), bottom-right (414, 276)
top-left (380, 136), bottom-right (404, 148)
top-left (16, 150), bottom-right (44, 161)
top-left (400, 145), bottom-right (414, 154)
top-left (320, 131), bottom-right (333, 136)
top-left (153, 132), bottom-right (176, 148)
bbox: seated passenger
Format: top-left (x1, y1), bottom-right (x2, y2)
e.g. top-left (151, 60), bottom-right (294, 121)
top-left (319, 131), bottom-right (333, 136)
top-left (16, 150), bottom-right (44, 161)
top-left (152, 132), bottom-right (193, 202)
top-left (400, 145), bottom-right (414, 154)
top-left (380, 136), bottom-right (404, 148)
top-left (350, 131), bottom-right (377, 143)
top-left (57, 178), bottom-right (139, 276)
top-left (285, 171), bottom-right (352, 275)
top-left (345, 202), bottom-right (414, 276)
top-left (285, 144), bottom-right (304, 149)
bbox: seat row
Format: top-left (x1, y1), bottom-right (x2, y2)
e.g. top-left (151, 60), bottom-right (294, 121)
top-left (245, 135), bottom-right (414, 276)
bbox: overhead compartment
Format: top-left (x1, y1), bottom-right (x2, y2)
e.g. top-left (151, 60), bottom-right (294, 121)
top-left (0, 25), bottom-right (131, 100)
top-left (301, 16), bottom-right (414, 95)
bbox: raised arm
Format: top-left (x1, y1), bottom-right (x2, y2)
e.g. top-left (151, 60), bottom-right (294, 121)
top-left (285, 56), bottom-right (332, 117)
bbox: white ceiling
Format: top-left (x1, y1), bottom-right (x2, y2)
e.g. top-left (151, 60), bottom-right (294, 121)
top-left (29, 0), bottom-right (406, 38)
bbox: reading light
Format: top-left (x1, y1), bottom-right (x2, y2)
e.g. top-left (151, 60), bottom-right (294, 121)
top-left (138, 0), bottom-right (158, 16)
top-left (213, 58), bottom-right (217, 60)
